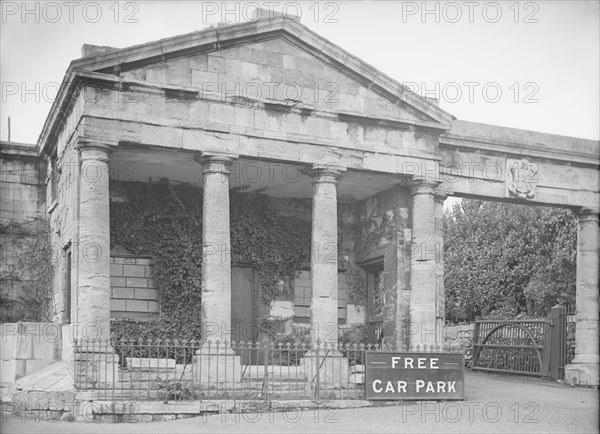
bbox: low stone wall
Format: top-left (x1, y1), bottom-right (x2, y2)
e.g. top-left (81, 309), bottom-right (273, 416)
top-left (4, 391), bottom-right (76, 421)
top-left (1, 323), bottom-right (60, 390)
top-left (442, 323), bottom-right (474, 345)
top-left (85, 400), bottom-right (401, 423)
top-left (2, 398), bottom-right (402, 423)
top-left (2, 393), bottom-right (407, 423)
top-left (442, 323), bottom-right (474, 358)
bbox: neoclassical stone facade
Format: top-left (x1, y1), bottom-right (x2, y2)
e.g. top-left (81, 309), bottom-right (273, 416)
top-left (1, 13), bottom-right (598, 385)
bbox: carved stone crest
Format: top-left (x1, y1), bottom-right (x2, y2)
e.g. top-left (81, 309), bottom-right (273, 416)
top-left (506, 159), bottom-right (539, 199)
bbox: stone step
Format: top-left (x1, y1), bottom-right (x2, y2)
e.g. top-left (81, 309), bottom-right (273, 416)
top-left (79, 388), bottom-right (362, 401)
top-left (111, 381), bottom-right (318, 392)
top-left (77, 380), bottom-right (363, 391)
top-left (118, 372), bottom-right (192, 382)
top-left (243, 374), bottom-right (307, 381)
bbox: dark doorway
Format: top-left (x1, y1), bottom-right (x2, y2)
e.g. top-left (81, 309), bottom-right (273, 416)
top-left (363, 260), bottom-right (384, 346)
top-left (231, 266), bottom-right (256, 364)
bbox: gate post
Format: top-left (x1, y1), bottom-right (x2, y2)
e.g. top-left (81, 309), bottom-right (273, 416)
top-left (548, 305), bottom-right (567, 380)
top-left (566, 209), bottom-right (599, 386)
top-left (471, 319), bottom-right (481, 367)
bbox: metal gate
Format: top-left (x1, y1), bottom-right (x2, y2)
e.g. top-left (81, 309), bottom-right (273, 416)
top-left (471, 318), bottom-right (549, 376)
top-left (471, 306), bottom-right (574, 379)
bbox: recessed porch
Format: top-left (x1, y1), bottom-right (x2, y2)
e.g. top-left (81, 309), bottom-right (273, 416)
top-left (104, 144), bottom-right (414, 349)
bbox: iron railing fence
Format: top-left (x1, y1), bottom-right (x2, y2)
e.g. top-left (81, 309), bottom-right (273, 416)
top-left (74, 338), bottom-right (462, 401)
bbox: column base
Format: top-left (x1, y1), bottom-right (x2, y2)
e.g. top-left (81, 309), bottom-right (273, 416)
top-left (300, 349), bottom-right (350, 388)
top-left (564, 362), bottom-right (599, 386)
top-left (192, 344), bottom-right (241, 386)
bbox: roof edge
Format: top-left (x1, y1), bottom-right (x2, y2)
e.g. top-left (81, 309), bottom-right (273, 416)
top-left (38, 16), bottom-right (453, 152)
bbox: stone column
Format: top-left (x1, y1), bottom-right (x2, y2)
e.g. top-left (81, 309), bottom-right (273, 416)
top-left (74, 138), bottom-right (118, 390)
top-left (192, 153), bottom-right (241, 387)
top-left (565, 209), bottom-right (599, 386)
top-left (434, 193), bottom-right (446, 337)
top-left (409, 181), bottom-right (439, 347)
top-left (310, 164), bottom-right (344, 344)
top-left (75, 138), bottom-right (114, 341)
top-left (303, 164), bottom-right (349, 389)
top-left (383, 209), bottom-right (410, 351)
top-left (196, 153), bottom-right (237, 344)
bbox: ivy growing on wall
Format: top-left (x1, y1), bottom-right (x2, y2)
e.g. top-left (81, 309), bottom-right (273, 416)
top-left (340, 210), bottom-right (398, 308)
top-left (109, 178), bottom-right (311, 339)
top-left (0, 217), bottom-right (53, 322)
top-left (353, 211), bottom-right (395, 260)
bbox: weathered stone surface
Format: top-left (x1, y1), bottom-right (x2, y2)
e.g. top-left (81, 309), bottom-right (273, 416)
top-left (346, 304), bottom-right (365, 324)
top-left (434, 193), bottom-right (446, 334)
top-left (14, 362), bottom-right (75, 393)
top-left (409, 182), bottom-right (440, 347)
top-left (109, 256), bottom-right (160, 319)
top-left (349, 373), bottom-right (364, 384)
top-left (269, 301), bottom-right (294, 318)
top-left (310, 165), bottom-right (344, 344)
top-left (300, 351), bottom-right (349, 388)
top-left (192, 352), bottom-right (242, 385)
top-left (126, 358), bottom-right (176, 371)
top-left (198, 153), bottom-right (237, 343)
top-left (565, 210), bottom-right (599, 385)
top-left (75, 141), bottom-right (113, 341)
top-left (0, 323), bottom-right (62, 387)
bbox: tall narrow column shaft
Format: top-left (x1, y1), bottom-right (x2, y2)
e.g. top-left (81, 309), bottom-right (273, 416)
top-left (409, 182), bottom-right (439, 347)
top-left (76, 139), bottom-right (113, 340)
top-left (310, 165), bottom-right (344, 343)
top-left (199, 153), bottom-right (237, 343)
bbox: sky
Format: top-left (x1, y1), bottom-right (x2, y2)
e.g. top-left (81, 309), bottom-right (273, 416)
top-left (1, 0), bottom-right (599, 145)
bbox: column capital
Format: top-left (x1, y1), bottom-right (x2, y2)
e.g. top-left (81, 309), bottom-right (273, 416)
top-left (576, 208), bottom-right (600, 223)
top-left (312, 163), bottom-right (346, 184)
top-left (434, 192), bottom-right (448, 204)
top-left (194, 152), bottom-right (238, 174)
top-left (409, 180), bottom-right (438, 197)
top-left (75, 137), bottom-right (118, 152)
top-left (75, 137), bottom-right (117, 162)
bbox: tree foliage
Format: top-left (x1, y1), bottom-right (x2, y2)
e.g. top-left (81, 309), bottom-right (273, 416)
top-left (444, 199), bottom-right (576, 322)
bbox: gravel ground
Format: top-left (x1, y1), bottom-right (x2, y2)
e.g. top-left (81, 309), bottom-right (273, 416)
top-left (2, 372), bottom-right (598, 433)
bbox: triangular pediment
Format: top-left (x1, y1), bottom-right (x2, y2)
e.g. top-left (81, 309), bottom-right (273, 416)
top-left (71, 17), bottom-right (453, 126)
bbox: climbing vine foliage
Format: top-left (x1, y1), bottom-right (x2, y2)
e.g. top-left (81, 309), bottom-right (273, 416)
top-left (110, 179), bottom-right (311, 340)
top-left (340, 211), bottom-right (397, 307)
top-left (0, 217), bottom-right (53, 322)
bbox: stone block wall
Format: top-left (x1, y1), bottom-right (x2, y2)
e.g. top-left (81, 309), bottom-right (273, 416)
top-left (48, 144), bottom-right (82, 323)
top-left (0, 147), bottom-right (45, 321)
top-left (109, 255), bottom-right (159, 320)
top-left (0, 153), bottom-right (43, 222)
top-left (86, 36), bottom-right (440, 166)
top-left (293, 270), bottom-right (349, 323)
top-left (442, 323), bottom-right (474, 347)
top-left (118, 37), bottom-right (420, 128)
top-left (1, 323), bottom-right (61, 388)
